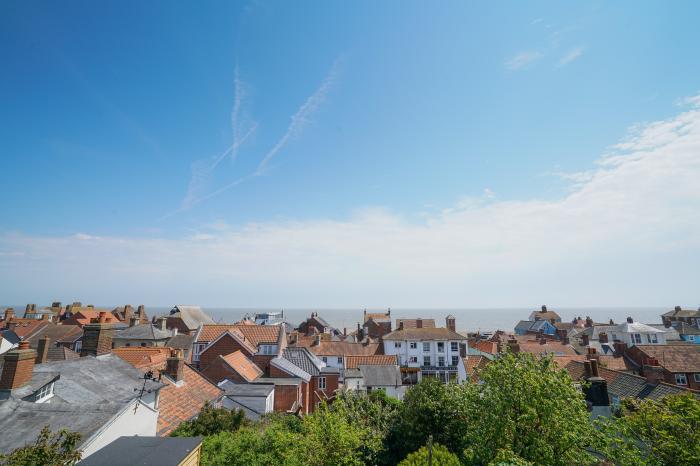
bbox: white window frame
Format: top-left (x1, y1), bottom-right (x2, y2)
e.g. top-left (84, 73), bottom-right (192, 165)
top-left (423, 342), bottom-right (430, 352)
top-left (394, 342), bottom-right (402, 348)
top-left (438, 356), bottom-right (445, 367)
top-left (318, 377), bottom-right (327, 389)
top-left (694, 373), bottom-right (700, 383)
top-left (410, 342), bottom-right (417, 349)
top-left (337, 356), bottom-right (343, 364)
top-left (450, 341), bottom-right (458, 352)
top-left (409, 356), bottom-right (418, 363)
top-left (34, 383), bottom-right (54, 403)
top-left (437, 342), bottom-right (445, 353)
top-left (675, 373), bottom-right (687, 385)
top-left (451, 355), bottom-right (459, 366)
top-left (322, 356), bottom-right (328, 363)
top-left (423, 356), bottom-right (431, 367)
top-left (633, 333), bottom-right (642, 344)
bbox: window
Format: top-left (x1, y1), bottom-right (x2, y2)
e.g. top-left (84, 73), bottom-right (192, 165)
top-left (646, 333), bottom-right (658, 344)
top-left (423, 342), bottom-right (430, 352)
top-left (633, 333), bottom-right (642, 344)
top-left (688, 335), bottom-right (696, 342)
top-left (451, 355), bottom-right (459, 366)
top-left (337, 357), bottom-right (343, 364)
top-left (437, 342), bottom-right (445, 353)
top-left (73, 340), bottom-right (82, 353)
top-left (125, 343), bottom-right (131, 347)
top-left (259, 345), bottom-right (278, 355)
top-left (409, 356), bottom-right (418, 363)
top-left (611, 334), bottom-right (617, 341)
top-left (450, 342), bottom-right (458, 352)
top-left (318, 377), bottom-right (327, 389)
top-left (675, 373), bottom-right (687, 385)
top-left (438, 356), bottom-right (445, 367)
top-left (140, 342), bottom-right (147, 347)
top-left (394, 342), bottom-right (402, 348)
top-left (423, 356), bottom-right (431, 367)
top-left (694, 373), bottom-right (700, 383)
top-left (410, 342), bottom-right (417, 349)
top-left (322, 356), bottom-right (328, 363)
top-left (33, 382), bottom-right (54, 403)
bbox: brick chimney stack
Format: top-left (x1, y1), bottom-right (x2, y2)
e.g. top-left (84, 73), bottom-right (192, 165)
top-left (157, 317), bottom-right (168, 331)
top-left (4, 308), bottom-right (15, 321)
top-left (36, 335), bottom-right (51, 364)
top-left (446, 315), bottom-right (456, 332)
top-left (81, 313), bottom-right (114, 357)
top-left (599, 332), bottom-right (608, 344)
top-left (582, 334), bottom-right (590, 346)
top-left (626, 316), bottom-right (633, 324)
top-left (165, 349), bottom-right (184, 382)
top-left (0, 341), bottom-right (36, 390)
top-left (416, 318), bottom-right (423, 329)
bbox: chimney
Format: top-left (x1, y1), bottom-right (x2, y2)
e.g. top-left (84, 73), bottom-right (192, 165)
top-left (642, 358), bottom-right (665, 385)
top-left (507, 338), bottom-right (520, 353)
top-left (416, 318), bottom-right (423, 329)
top-left (609, 319), bottom-right (615, 325)
top-left (52, 302), bottom-right (62, 309)
top-left (562, 336), bottom-right (570, 345)
top-left (313, 335), bottom-right (321, 346)
top-left (129, 316), bottom-right (139, 327)
top-left (539, 337), bottom-right (547, 345)
top-left (590, 358), bottom-right (599, 377)
top-left (626, 316), bottom-right (633, 324)
top-left (599, 332), bottom-right (608, 344)
top-left (343, 327), bottom-right (347, 336)
top-left (81, 317), bottom-right (114, 357)
top-left (137, 305), bottom-right (146, 322)
top-left (446, 316), bottom-right (456, 332)
top-left (399, 321), bottom-right (405, 331)
top-left (586, 347), bottom-right (598, 359)
top-left (613, 341), bottom-right (628, 356)
top-left (165, 349), bottom-right (184, 382)
top-left (0, 341), bottom-right (36, 390)
top-left (36, 336), bottom-right (50, 364)
top-left (582, 334), bottom-right (590, 346)
top-left (585, 316), bottom-right (593, 328)
top-left (40, 313), bottom-right (50, 321)
top-left (541, 305), bottom-right (547, 312)
top-left (363, 309), bottom-right (367, 319)
top-left (387, 308), bottom-right (391, 316)
top-left (674, 305), bottom-right (682, 313)
top-left (4, 308), bottom-right (15, 321)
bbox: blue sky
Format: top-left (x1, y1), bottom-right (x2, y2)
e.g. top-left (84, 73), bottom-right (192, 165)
top-left (1, 1), bottom-right (700, 308)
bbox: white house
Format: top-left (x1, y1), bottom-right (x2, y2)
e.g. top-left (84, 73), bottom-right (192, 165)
top-left (382, 317), bottom-right (467, 384)
top-left (612, 320), bottom-right (666, 346)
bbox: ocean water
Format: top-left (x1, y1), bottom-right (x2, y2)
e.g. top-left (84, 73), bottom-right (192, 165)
top-left (3, 305), bottom-right (669, 333)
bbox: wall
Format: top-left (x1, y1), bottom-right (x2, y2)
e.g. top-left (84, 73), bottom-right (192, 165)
top-left (309, 374), bottom-right (339, 412)
top-left (273, 384), bottom-right (301, 413)
top-left (199, 334), bottom-right (253, 372)
top-left (383, 339), bottom-right (463, 368)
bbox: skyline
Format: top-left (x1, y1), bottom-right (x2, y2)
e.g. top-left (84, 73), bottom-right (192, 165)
top-left (2, 1), bottom-right (700, 307)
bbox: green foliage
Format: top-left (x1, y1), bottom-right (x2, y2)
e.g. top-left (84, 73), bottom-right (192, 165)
top-left (0, 425), bottom-right (82, 466)
top-left (170, 402), bottom-right (248, 437)
top-left (487, 448), bottom-right (533, 466)
top-left (462, 351), bottom-right (595, 465)
top-left (385, 377), bottom-right (470, 463)
top-left (595, 393), bottom-right (700, 465)
top-left (397, 442), bottom-right (461, 466)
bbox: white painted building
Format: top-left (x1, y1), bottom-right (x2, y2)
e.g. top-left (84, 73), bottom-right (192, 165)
top-left (612, 321), bottom-right (667, 346)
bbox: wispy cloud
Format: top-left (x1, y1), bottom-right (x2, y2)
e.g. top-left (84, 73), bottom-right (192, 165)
top-left (9, 95), bottom-right (700, 307)
top-left (255, 58), bottom-right (342, 175)
top-left (557, 46), bottom-right (585, 67)
top-left (504, 51), bottom-right (543, 71)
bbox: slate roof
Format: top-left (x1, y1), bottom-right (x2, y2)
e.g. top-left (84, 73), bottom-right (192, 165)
top-left (642, 382), bottom-right (698, 400)
top-left (219, 380), bottom-right (275, 397)
top-left (382, 327), bottom-right (467, 341)
top-left (5, 319), bottom-right (49, 338)
top-left (46, 345), bottom-right (80, 362)
top-left (359, 365), bottom-right (402, 387)
top-left (345, 355), bottom-right (398, 369)
top-left (114, 324), bottom-right (172, 341)
top-left (0, 330), bottom-right (20, 346)
top-left (25, 324), bottom-right (82, 348)
top-left (169, 305), bottom-right (215, 331)
top-left (662, 308), bottom-right (700, 318)
top-left (515, 320), bottom-right (534, 331)
top-left (167, 333), bottom-right (195, 349)
top-left (282, 347), bottom-right (324, 376)
top-left (270, 357), bottom-right (311, 382)
top-left (79, 436), bottom-right (203, 466)
top-left (677, 323), bottom-right (700, 335)
top-left (306, 340), bottom-right (383, 356)
top-left (221, 351), bottom-right (263, 382)
top-left (396, 318), bottom-right (435, 329)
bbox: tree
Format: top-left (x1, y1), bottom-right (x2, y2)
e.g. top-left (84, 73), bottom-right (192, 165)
top-left (0, 426), bottom-right (82, 466)
top-left (385, 377), bottom-right (470, 463)
top-left (170, 402), bottom-right (248, 437)
top-left (462, 351), bottom-right (595, 465)
top-left (595, 393), bottom-right (700, 465)
top-left (398, 442), bottom-right (461, 466)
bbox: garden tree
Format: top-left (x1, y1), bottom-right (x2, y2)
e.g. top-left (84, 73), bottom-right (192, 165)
top-left (332, 390), bottom-right (400, 464)
top-left (170, 402), bottom-right (248, 437)
top-left (397, 442), bottom-right (461, 466)
top-left (595, 392), bottom-right (700, 465)
top-left (461, 351), bottom-right (596, 465)
top-left (385, 377), bottom-right (471, 463)
top-left (0, 426), bottom-right (82, 466)
top-left (486, 448), bottom-right (533, 466)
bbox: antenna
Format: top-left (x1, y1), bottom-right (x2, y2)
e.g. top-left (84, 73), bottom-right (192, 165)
top-left (133, 370), bottom-right (159, 414)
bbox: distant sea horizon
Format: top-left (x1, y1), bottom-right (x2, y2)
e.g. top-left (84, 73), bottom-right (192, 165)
top-left (2, 305), bottom-right (672, 333)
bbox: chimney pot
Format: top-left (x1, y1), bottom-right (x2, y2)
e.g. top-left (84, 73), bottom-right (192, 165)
top-left (626, 316), bottom-right (633, 324)
top-left (599, 332), bottom-right (608, 344)
top-left (166, 349), bottom-right (184, 382)
top-left (541, 305), bottom-right (547, 312)
top-left (81, 321), bottom-right (114, 357)
top-left (98, 311), bottom-right (108, 323)
top-left (4, 308), bottom-right (15, 321)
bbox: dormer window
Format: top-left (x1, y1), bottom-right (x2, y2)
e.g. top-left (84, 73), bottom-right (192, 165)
top-left (259, 344), bottom-right (278, 355)
top-left (31, 382), bottom-right (54, 403)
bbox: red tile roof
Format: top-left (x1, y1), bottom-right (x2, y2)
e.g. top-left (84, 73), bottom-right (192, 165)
top-left (62, 309), bottom-right (120, 327)
top-left (220, 350), bottom-right (263, 382)
top-left (112, 346), bottom-right (223, 436)
top-left (472, 340), bottom-right (498, 354)
top-left (4, 319), bottom-right (50, 338)
top-left (632, 345), bottom-right (700, 373)
top-left (197, 324), bottom-right (281, 346)
top-left (462, 355), bottom-right (490, 381)
top-left (345, 355), bottom-right (397, 369)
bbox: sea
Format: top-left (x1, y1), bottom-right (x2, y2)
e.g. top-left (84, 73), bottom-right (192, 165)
top-left (3, 305), bottom-right (666, 333)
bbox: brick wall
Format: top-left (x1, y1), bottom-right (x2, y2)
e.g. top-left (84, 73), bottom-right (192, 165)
top-left (166, 317), bottom-right (193, 335)
top-left (308, 374), bottom-right (339, 413)
top-left (199, 334), bottom-right (253, 371)
top-left (0, 344), bottom-right (35, 390)
top-left (273, 384), bottom-right (301, 412)
top-left (252, 354), bottom-right (274, 374)
top-left (199, 357), bottom-right (245, 385)
top-left (81, 323), bottom-right (114, 357)
top-left (269, 364), bottom-right (293, 378)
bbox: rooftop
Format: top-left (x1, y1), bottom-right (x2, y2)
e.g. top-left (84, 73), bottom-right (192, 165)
top-left (383, 327), bottom-right (467, 341)
top-left (79, 435), bottom-right (203, 466)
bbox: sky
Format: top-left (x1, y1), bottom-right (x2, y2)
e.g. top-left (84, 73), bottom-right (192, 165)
top-left (1, 1), bottom-right (700, 308)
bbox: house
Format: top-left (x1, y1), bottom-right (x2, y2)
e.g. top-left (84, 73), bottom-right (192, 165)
top-left (21, 304), bottom-right (55, 321)
top-left (624, 344), bottom-right (700, 390)
top-left (167, 305), bottom-right (216, 335)
top-left (344, 364), bottom-right (406, 400)
top-left (79, 436), bottom-right (203, 466)
top-left (514, 319), bottom-right (557, 336)
top-left (677, 323), bottom-right (700, 344)
top-left (382, 316), bottom-right (467, 384)
top-left (302, 339), bottom-right (383, 376)
top-left (253, 311), bottom-right (285, 326)
top-left (362, 309), bottom-right (392, 339)
top-left (112, 346), bottom-right (223, 436)
top-left (612, 319), bottom-right (667, 346)
top-left (200, 349), bottom-right (264, 385)
top-left (298, 312), bottom-right (337, 336)
top-left (0, 341), bottom-right (163, 459)
top-left (194, 322), bottom-right (285, 372)
top-left (280, 347), bottom-right (340, 410)
top-left (112, 317), bottom-right (176, 348)
top-left (529, 305), bottom-right (561, 323)
top-left (661, 306), bottom-right (700, 328)
top-left (344, 355), bottom-right (398, 369)
top-left (218, 380), bottom-right (275, 420)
